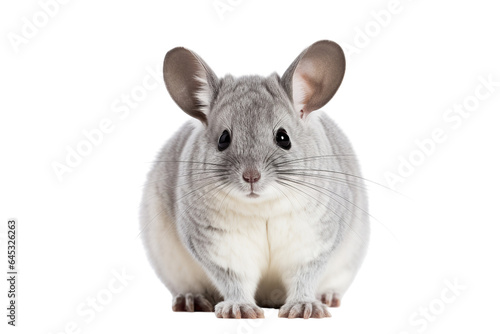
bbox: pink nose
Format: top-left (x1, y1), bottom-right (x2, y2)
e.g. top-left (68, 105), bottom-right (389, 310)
top-left (242, 169), bottom-right (261, 183)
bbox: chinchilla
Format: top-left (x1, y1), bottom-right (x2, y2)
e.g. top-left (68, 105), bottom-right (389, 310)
top-left (140, 40), bottom-right (369, 319)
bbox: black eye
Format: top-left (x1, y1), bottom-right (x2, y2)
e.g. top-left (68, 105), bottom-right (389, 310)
top-left (218, 130), bottom-right (231, 151)
top-left (276, 128), bottom-right (291, 150)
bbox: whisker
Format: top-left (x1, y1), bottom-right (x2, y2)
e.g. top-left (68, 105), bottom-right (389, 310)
top-left (219, 155), bottom-right (239, 167)
top-left (170, 174), bottom-right (231, 191)
top-left (148, 160), bottom-right (228, 167)
top-left (173, 177), bottom-right (230, 206)
top-left (217, 183), bottom-right (239, 217)
top-left (278, 176), bottom-right (362, 217)
top-left (142, 170), bottom-right (230, 187)
top-left (136, 205), bottom-right (165, 239)
top-left (176, 180), bottom-right (231, 223)
top-left (264, 147), bottom-right (281, 170)
top-left (270, 184), bottom-right (299, 212)
top-left (278, 176), bottom-right (362, 227)
top-left (276, 171), bottom-right (369, 192)
top-left (275, 179), bottom-right (367, 244)
top-left (278, 175), bottom-right (396, 240)
top-left (139, 178), bottom-right (227, 227)
top-left (278, 168), bottom-right (406, 197)
top-left (274, 154), bottom-right (357, 166)
top-left (149, 181), bottom-right (232, 243)
top-left (265, 149), bottom-right (287, 168)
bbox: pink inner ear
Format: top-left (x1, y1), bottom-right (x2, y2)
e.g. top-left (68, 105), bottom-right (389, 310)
top-left (293, 58), bottom-right (321, 119)
top-left (292, 71), bottom-right (310, 118)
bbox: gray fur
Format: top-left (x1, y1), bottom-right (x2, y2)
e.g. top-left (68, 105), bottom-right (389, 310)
top-left (140, 40), bottom-right (369, 318)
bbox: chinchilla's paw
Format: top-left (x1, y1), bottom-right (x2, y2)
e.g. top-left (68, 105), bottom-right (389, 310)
top-left (172, 293), bottom-right (214, 312)
top-left (319, 291), bottom-right (341, 307)
top-left (278, 300), bottom-right (331, 319)
top-left (215, 301), bottom-right (265, 319)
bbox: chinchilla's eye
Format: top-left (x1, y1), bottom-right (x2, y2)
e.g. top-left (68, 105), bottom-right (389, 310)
top-left (275, 128), bottom-right (291, 150)
top-left (218, 130), bottom-right (231, 151)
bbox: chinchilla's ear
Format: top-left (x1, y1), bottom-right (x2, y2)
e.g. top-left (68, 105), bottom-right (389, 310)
top-left (281, 40), bottom-right (345, 119)
top-left (163, 47), bottom-right (219, 125)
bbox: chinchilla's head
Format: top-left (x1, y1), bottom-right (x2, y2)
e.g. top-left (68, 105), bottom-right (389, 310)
top-left (163, 40), bottom-right (345, 201)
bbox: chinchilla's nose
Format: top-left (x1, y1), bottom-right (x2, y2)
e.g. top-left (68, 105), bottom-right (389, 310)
top-left (242, 169), bottom-right (261, 184)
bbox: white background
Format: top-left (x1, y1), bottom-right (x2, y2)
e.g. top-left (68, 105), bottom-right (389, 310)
top-left (1, 0), bottom-right (499, 333)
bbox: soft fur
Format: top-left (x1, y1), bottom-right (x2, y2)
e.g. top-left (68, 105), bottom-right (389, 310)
top-left (140, 41), bottom-right (369, 319)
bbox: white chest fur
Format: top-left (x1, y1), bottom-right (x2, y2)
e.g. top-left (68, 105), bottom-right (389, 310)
top-left (205, 188), bottom-right (332, 302)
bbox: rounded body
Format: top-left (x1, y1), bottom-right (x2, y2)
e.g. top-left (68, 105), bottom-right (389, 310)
top-left (140, 112), bottom-right (369, 308)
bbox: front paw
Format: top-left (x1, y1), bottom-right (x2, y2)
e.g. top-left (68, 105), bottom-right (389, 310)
top-left (172, 293), bottom-right (214, 312)
top-left (278, 300), bottom-right (331, 319)
top-left (215, 301), bottom-right (265, 319)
